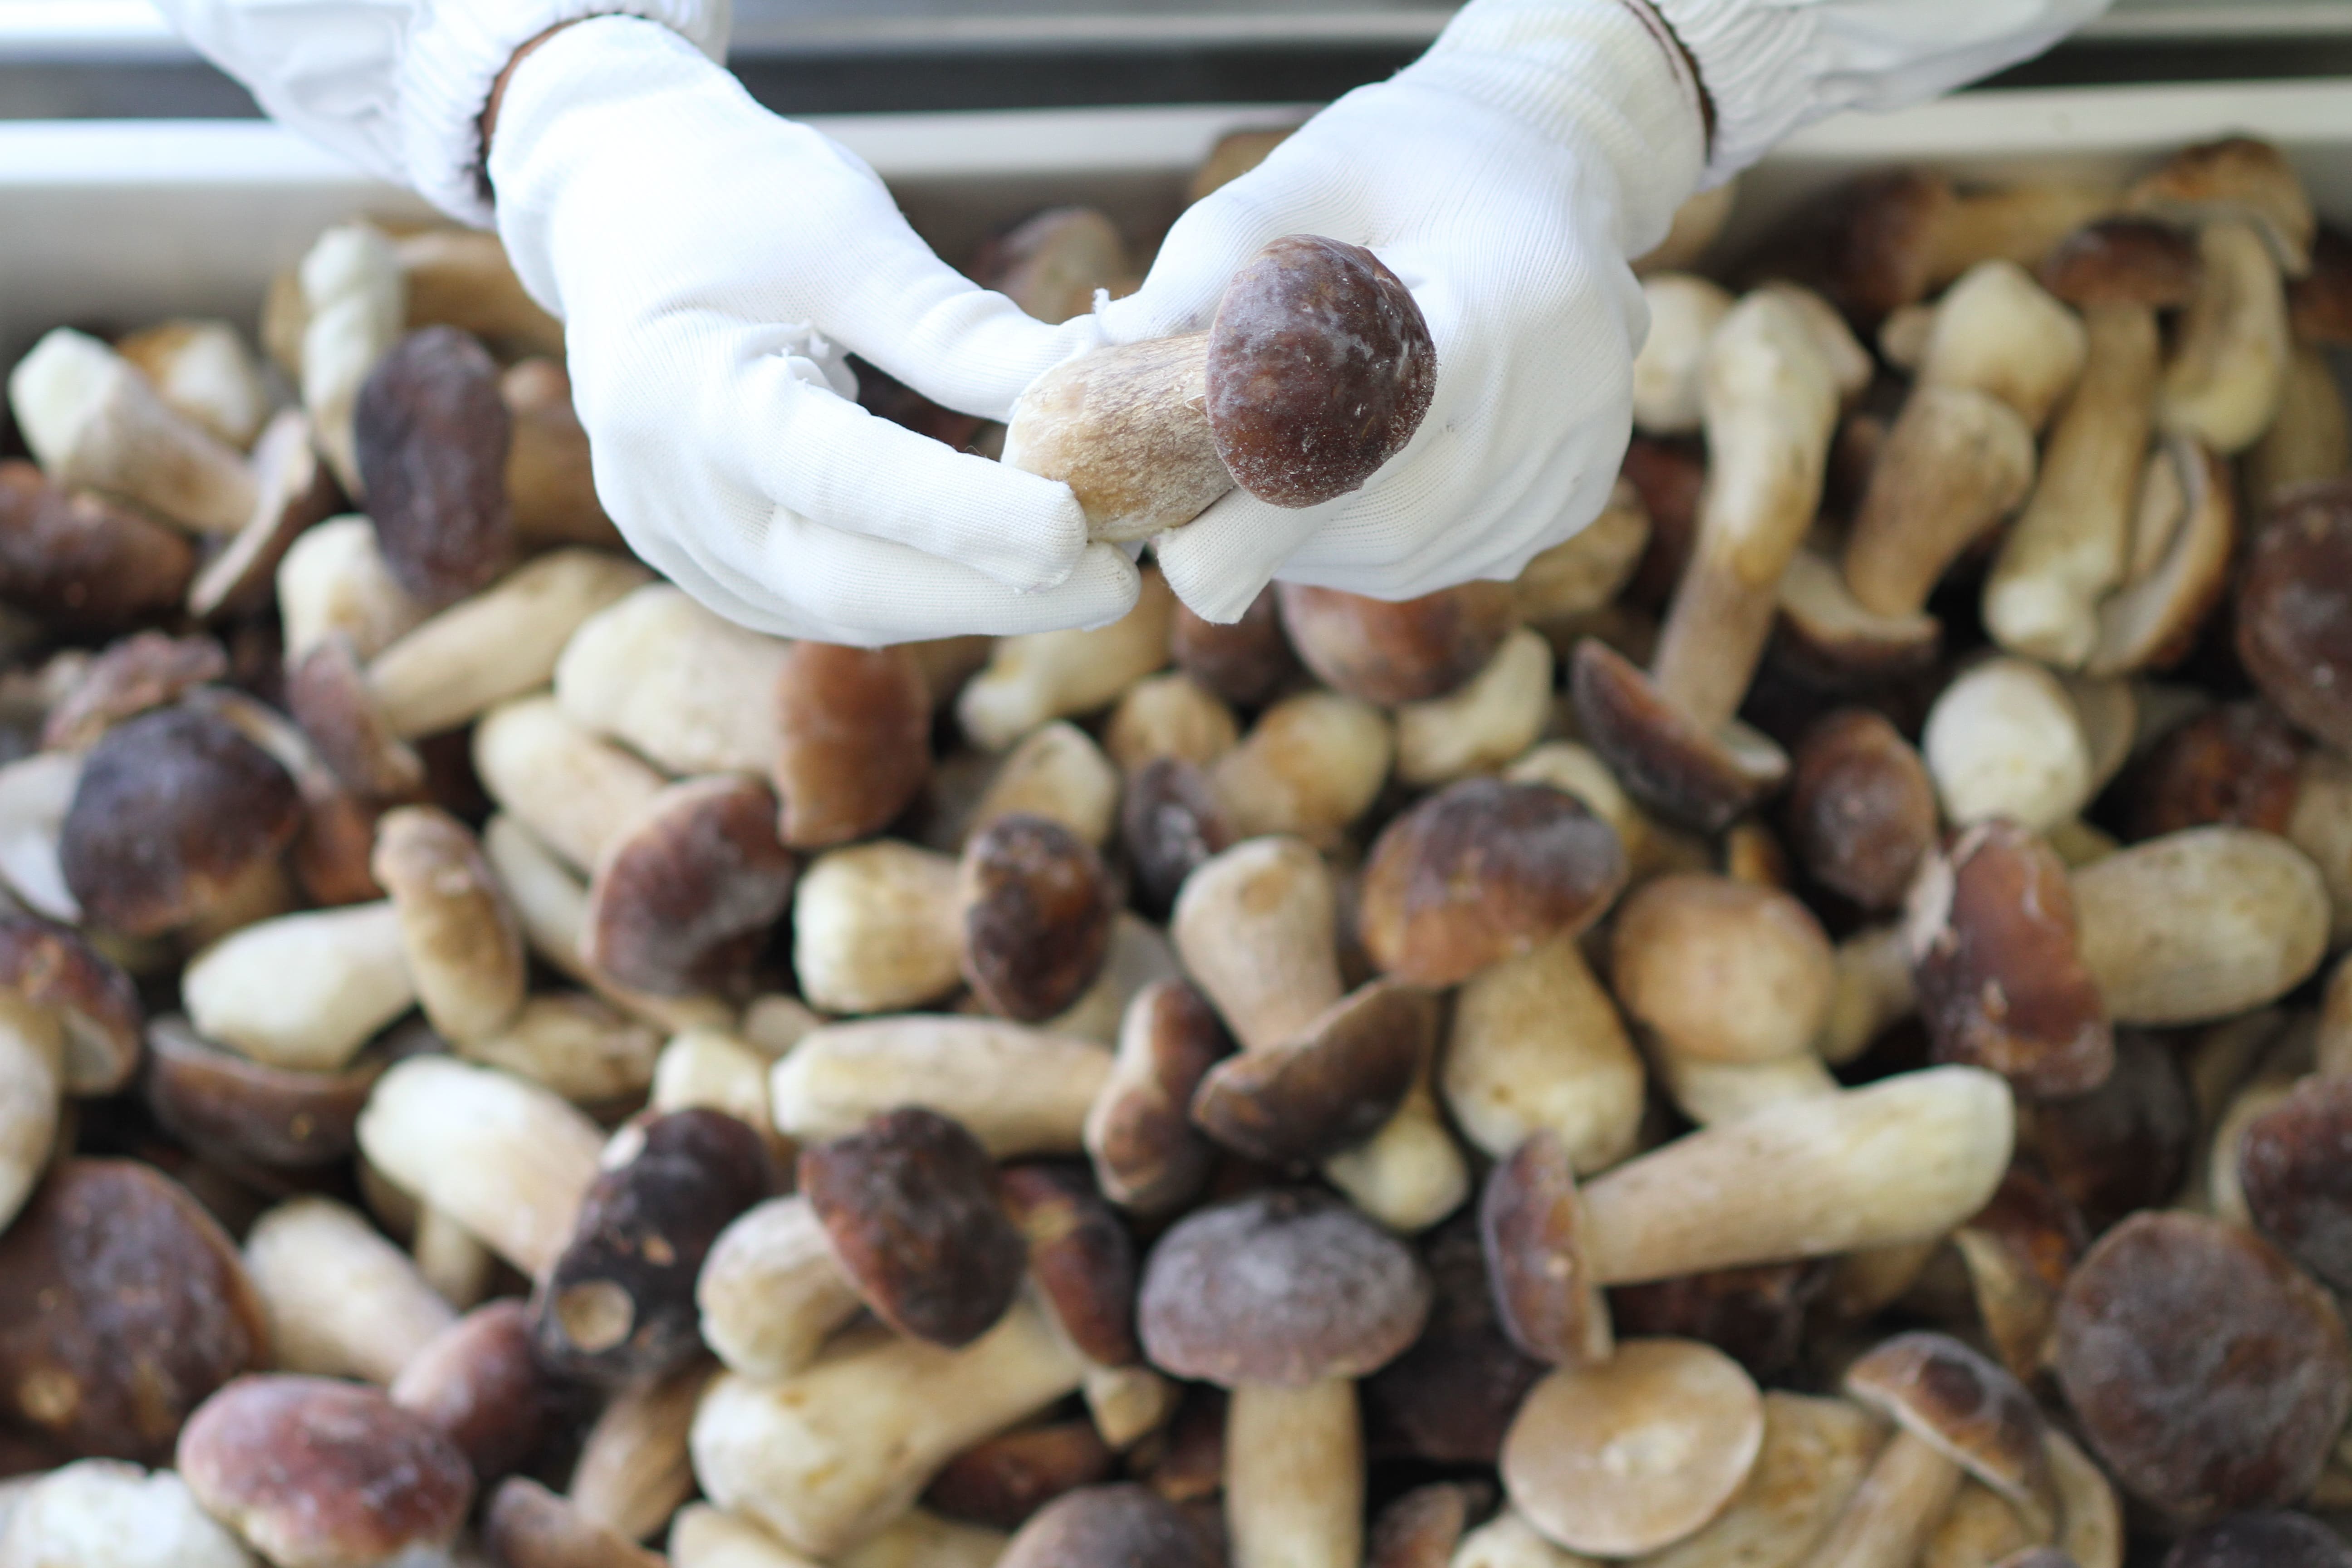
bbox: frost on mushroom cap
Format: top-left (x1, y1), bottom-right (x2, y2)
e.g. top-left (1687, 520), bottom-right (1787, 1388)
top-left (1844, 1331), bottom-right (2052, 1510)
top-left (176, 1374), bottom-right (472, 1568)
top-left (2054, 1210), bottom-right (2352, 1523)
top-left (1205, 235), bottom-right (1436, 508)
top-left (2237, 478), bottom-right (2352, 754)
top-left (799, 1106), bottom-right (1029, 1348)
top-left (1137, 1188), bottom-right (1431, 1387)
top-left (2164, 1511), bottom-right (2352, 1568)
top-left (582, 774), bottom-right (799, 998)
top-left (58, 703), bottom-right (301, 938)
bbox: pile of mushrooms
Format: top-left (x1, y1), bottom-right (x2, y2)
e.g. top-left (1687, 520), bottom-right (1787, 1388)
top-left (0, 127), bottom-right (2348, 1568)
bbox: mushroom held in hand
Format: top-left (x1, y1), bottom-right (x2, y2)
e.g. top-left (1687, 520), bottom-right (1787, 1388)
top-left (1003, 235), bottom-right (1436, 542)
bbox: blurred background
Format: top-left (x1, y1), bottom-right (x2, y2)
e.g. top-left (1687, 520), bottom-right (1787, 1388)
top-left (2, 0), bottom-right (2350, 122)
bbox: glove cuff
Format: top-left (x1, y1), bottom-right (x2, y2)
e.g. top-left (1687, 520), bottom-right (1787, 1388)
top-left (401, 0), bottom-right (730, 225)
top-left (1649, 0), bottom-right (2110, 185)
top-left (1414, 0), bottom-right (1709, 257)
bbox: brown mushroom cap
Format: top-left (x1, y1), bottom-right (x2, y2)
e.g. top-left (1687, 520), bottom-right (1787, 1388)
top-left (535, 1108), bottom-right (772, 1384)
top-left (176, 1374), bottom-right (474, 1568)
top-left (1000, 1162), bottom-right (1141, 1367)
top-left (1087, 978), bottom-right (1230, 1215)
top-left (1846, 1331), bottom-right (2052, 1513)
top-left (2237, 479), bottom-right (2352, 753)
top-left (1357, 776), bottom-right (1628, 987)
top-left (1120, 756), bottom-right (1234, 921)
top-left (389, 1298), bottom-right (559, 1485)
top-left (2290, 225), bottom-right (2352, 343)
top-left (1171, 586), bottom-right (1301, 708)
top-left (142, 1014), bottom-right (383, 1168)
top-left (581, 774), bottom-right (799, 997)
top-left (1278, 581), bottom-right (1517, 706)
top-left (1786, 708), bottom-right (1937, 912)
top-left (960, 812), bottom-right (1118, 1023)
top-left (1612, 874), bottom-right (1834, 1065)
top-left (2054, 1210), bottom-right (2352, 1523)
top-left (1571, 639), bottom-right (1790, 833)
top-left (0, 460), bottom-right (197, 634)
top-left (2239, 1073), bottom-right (2352, 1293)
top-left (2164, 1512), bottom-right (2352, 1568)
top-left (774, 640), bottom-right (932, 851)
top-left (1205, 235), bottom-right (1436, 508)
top-left (39, 630), bottom-right (229, 754)
top-left (2120, 700), bottom-right (2308, 841)
top-left (1906, 822), bottom-right (2114, 1099)
top-left (1750, 167), bottom-right (1956, 324)
top-left (1952, 1163), bottom-right (2085, 1384)
top-left (285, 632), bottom-right (424, 799)
top-left (1137, 1188), bottom-right (1431, 1387)
top-left (1368, 1481), bottom-right (1493, 1568)
top-left (485, 1475), bottom-right (664, 1568)
top-left (926, 1419), bottom-right (1115, 1530)
top-left (1362, 1211), bottom-right (1544, 1465)
top-left (999, 1483), bottom-right (1221, 1568)
top-left (59, 702), bottom-right (302, 938)
top-left (1189, 979), bottom-right (1431, 1166)
top-left (2038, 217), bottom-right (2203, 308)
top-left (2127, 135), bottom-right (2316, 273)
top-left (798, 1106), bottom-right (1029, 1347)
top-left (0, 1158), bottom-right (265, 1462)
top-left (0, 910), bottom-right (142, 1094)
top-left (1499, 1338), bottom-right (1766, 1558)
top-left (353, 325), bottom-right (517, 609)
top-left (1480, 1131), bottom-right (1608, 1367)
top-left (2017, 1031), bottom-right (2194, 1231)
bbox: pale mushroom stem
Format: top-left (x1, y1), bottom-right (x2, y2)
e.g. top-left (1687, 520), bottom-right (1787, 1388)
top-left (1002, 334), bottom-right (1230, 544)
top-left (1225, 1378), bottom-right (1363, 1568)
top-left (1927, 186), bottom-right (2117, 289)
top-left (1651, 295), bottom-right (1842, 728)
top-left (1805, 1430), bottom-right (1965, 1568)
top-left (1984, 304), bottom-right (2161, 667)
top-left (0, 994), bottom-right (63, 1232)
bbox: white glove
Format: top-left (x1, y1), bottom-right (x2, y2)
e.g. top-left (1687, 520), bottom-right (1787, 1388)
top-left (485, 18), bottom-right (1135, 642)
top-left (1098, 0), bottom-right (2107, 621)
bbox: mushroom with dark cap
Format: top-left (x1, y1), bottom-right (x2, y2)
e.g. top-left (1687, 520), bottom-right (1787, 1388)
top-left (2054, 1210), bottom-right (2352, 1524)
top-left (2237, 477), bottom-right (2352, 753)
top-left (1120, 755), bottom-right (1234, 919)
top-left (1277, 580), bottom-right (1518, 706)
top-left (1806, 1332), bottom-right (2053, 1568)
top-left (1481, 1131), bottom-right (1612, 1368)
top-left (1905, 821), bottom-right (2114, 1099)
top-left (1785, 708), bottom-right (1938, 912)
top-left (1003, 235), bottom-right (1436, 542)
top-left (484, 1476), bottom-right (664, 1568)
top-left (1137, 1188), bottom-right (1431, 1568)
top-left (1499, 1338), bottom-right (1765, 1558)
top-left (1950, 1162), bottom-right (2086, 1384)
top-left (352, 324), bottom-right (517, 609)
top-left (176, 1374), bottom-right (473, 1568)
top-left (534, 1108), bottom-right (772, 1385)
top-left (1572, 291), bottom-right (1850, 829)
top-left (0, 461), bottom-right (197, 634)
top-left (2164, 1512), bottom-right (2352, 1568)
top-left (2237, 1073), bottom-right (2352, 1293)
top-left (1083, 979), bottom-right (1230, 1214)
top-left (0, 910), bottom-right (142, 1098)
top-left (1357, 777), bottom-right (1628, 988)
top-left (1361, 1211), bottom-right (1544, 1467)
top-left (389, 1298), bottom-right (559, 1485)
top-left (285, 631), bottom-right (425, 799)
top-left (580, 774), bottom-right (799, 997)
top-left (798, 1106), bottom-right (1030, 1348)
top-left (39, 630), bottom-right (228, 754)
top-left (1365, 1481), bottom-right (1494, 1568)
top-left (0, 1158), bottom-right (266, 1462)
top-left (998, 1162), bottom-right (1142, 1376)
top-left (1171, 586), bottom-right (1300, 708)
top-left (989, 1484), bottom-right (1217, 1568)
top-left (774, 640), bottom-right (932, 850)
top-left (1171, 835), bottom-right (1436, 1173)
top-left (142, 1014), bottom-right (383, 1170)
top-left (2018, 1032), bottom-right (2192, 1232)
top-left (2118, 699), bottom-right (2308, 843)
top-left (960, 812), bottom-right (1118, 1023)
top-left (1985, 218), bottom-right (2200, 666)
top-left (924, 1420), bottom-right (1114, 1531)
top-left (59, 702), bottom-right (301, 938)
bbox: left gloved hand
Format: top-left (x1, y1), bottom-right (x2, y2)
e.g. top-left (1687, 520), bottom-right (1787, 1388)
top-left (1085, 0), bottom-right (1710, 622)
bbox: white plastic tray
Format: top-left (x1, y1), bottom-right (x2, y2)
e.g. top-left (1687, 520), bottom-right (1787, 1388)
top-left (0, 78), bottom-right (2348, 366)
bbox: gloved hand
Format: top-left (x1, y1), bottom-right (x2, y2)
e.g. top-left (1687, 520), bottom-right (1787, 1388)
top-left (484, 19), bottom-right (1139, 643)
top-left (1088, 0), bottom-right (2109, 622)
top-left (1089, 0), bottom-right (1706, 621)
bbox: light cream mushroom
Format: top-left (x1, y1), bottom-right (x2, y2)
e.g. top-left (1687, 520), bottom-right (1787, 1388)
top-left (958, 571), bottom-right (1174, 750)
top-left (242, 1196), bottom-right (455, 1385)
top-left (2160, 220), bottom-right (2291, 454)
top-left (771, 1015), bottom-right (1112, 1158)
top-left (553, 583), bottom-right (791, 777)
top-left (1635, 1392), bottom-right (1885, 1568)
top-left (790, 841), bottom-right (962, 1015)
top-left (1632, 274), bottom-right (1735, 436)
top-left (1212, 690), bottom-right (1395, 846)
top-left (2082, 435), bottom-right (2234, 678)
top-left (569, 1360), bottom-right (712, 1542)
top-left (275, 515), bottom-right (427, 664)
top-left (966, 721), bottom-right (1122, 848)
top-left (1395, 627), bottom-right (1553, 787)
top-left (181, 901), bottom-right (416, 1072)
top-left (294, 221), bottom-right (407, 495)
top-left (116, 318), bottom-right (270, 451)
top-left (1921, 658), bottom-right (2095, 833)
top-left (1440, 930), bottom-right (1644, 1175)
